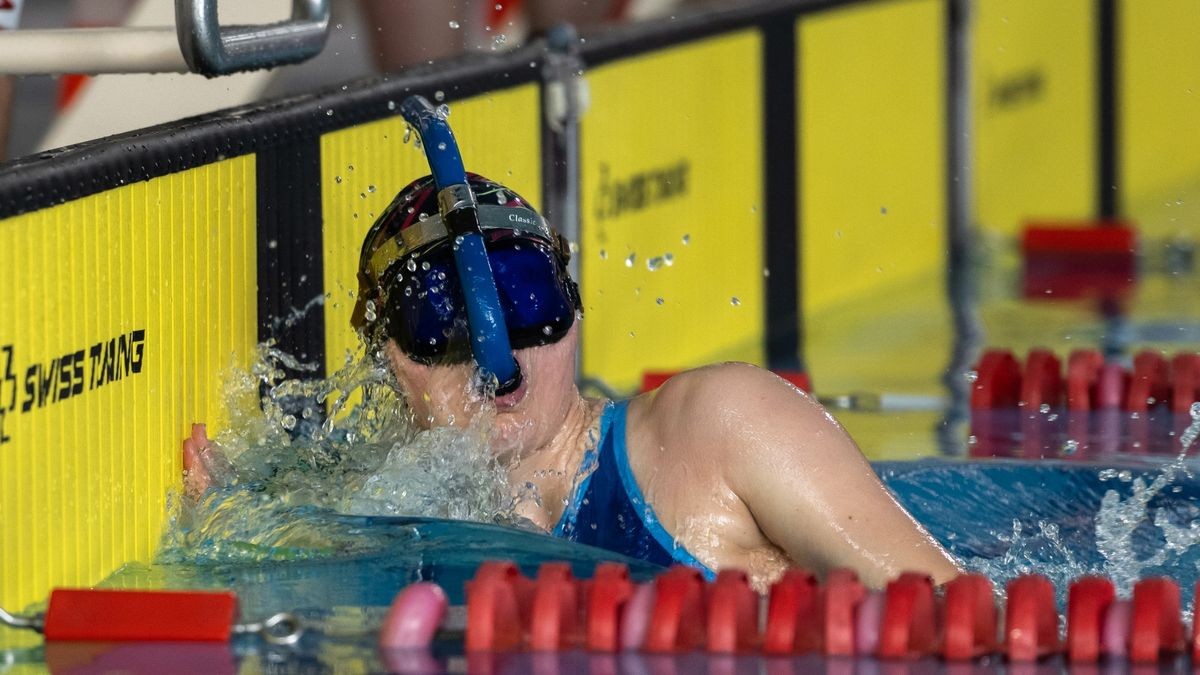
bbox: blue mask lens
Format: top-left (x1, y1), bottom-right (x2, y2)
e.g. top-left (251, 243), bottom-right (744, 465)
top-left (384, 237), bottom-right (578, 364)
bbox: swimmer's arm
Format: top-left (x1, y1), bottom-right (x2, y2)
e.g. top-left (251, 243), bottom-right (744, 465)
top-left (678, 363), bottom-right (961, 588)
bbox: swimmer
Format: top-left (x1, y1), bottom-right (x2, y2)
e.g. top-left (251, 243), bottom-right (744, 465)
top-left (345, 174), bottom-right (962, 589)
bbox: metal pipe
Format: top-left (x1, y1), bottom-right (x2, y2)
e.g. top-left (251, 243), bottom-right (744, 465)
top-left (0, 27), bottom-right (187, 75)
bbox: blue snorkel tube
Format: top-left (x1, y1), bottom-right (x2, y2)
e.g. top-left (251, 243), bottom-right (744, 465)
top-left (399, 95), bottom-right (523, 396)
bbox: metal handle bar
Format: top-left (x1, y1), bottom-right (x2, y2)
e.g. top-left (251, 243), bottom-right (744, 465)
top-left (176, 0), bottom-right (330, 76)
top-left (0, 0), bottom-right (329, 76)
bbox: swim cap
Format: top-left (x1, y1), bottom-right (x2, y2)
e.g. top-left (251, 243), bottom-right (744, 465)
top-left (352, 174), bottom-right (580, 363)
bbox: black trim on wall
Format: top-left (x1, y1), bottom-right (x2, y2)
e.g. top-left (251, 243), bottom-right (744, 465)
top-left (579, 0), bottom-right (877, 68)
top-left (0, 50), bottom-right (543, 220)
top-left (1097, 0), bottom-right (1119, 218)
top-left (763, 19), bottom-right (803, 372)
top-left (256, 138), bottom-right (326, 375)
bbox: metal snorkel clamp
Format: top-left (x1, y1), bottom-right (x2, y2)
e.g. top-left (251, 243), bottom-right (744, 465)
top-left (399, 95), bottom-right (523, 396)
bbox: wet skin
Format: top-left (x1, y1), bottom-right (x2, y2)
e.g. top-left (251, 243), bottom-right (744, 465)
top-left (386, 322), bottom-right (963, 590)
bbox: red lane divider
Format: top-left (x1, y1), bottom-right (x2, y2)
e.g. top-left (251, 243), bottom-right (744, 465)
top-left (762, 569), bottom-right (820, 655)
top-left (1126, 351), bottom-right (1170, 412)
top-left (464, 561), bottom-right (532, 652)
top-left (529, 563), bottom-right (579, 651)
top-left (43, 589), bottom-right (238, 642)
top-left (972, 350), bottom-right (1022, 409)
top-left (1067, 576), bottom-right (1114, 663)
top-left (941, 574), bottom-right (996, 660)
top-left (1129, 577), bottom-right (1184, 663)
top-left (877, 573), bottom-right (936, 659)
top-left (584, 562), bottom-right (633, 652)
top-left (1172, 353), bottom-right (1200, 415)
top-left (1067, 350), bottom-right (1103, 411)
top-left (822, 569), bottom-right (865, 656)
top-left (971, 348), bottom-right (1200, 417)
top-left (705, 570), bottom-right (759, 654)
top-left (1022, 349), bottom-right (1063, 410)
top-left (1005, 575), bottom-right (1060, 662)
top-left (643, 566), bottom-right (707, 653)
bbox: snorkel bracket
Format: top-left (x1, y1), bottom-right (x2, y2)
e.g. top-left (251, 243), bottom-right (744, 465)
top-left (399, 95), bottom-right (523, 396)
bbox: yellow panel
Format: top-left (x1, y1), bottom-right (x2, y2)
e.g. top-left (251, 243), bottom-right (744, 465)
top-left (1121, 0), bottom-right (1200, 239)
top-left (972, 0), bottom-right (1096, 235)
top-left (580, 31), bottom-right (764, 393)
top-left (0, 158), bottom-right (258, 617)
top-left (799, 0), bottom-right (946, 393)
top-left (320, 85), bottom-right (543, 374)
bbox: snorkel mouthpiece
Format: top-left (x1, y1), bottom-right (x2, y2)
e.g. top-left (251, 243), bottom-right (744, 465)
top-left (399, 95), bottom-right (523, 396)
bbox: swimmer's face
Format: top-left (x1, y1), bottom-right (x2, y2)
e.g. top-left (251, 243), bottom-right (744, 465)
top-left (384, 321), bottom-right (581, 460)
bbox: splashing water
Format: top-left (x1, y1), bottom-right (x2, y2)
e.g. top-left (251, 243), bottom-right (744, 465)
top-left (163, 339), bottom-right (527, 565)
top-left (957, 401), bottom-right (1200, 607)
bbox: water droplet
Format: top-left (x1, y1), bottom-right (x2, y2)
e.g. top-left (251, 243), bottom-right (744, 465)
top-left (359, 192), bottom-right (367, 199)
top-left (448, 20), bottom-right (460, 29)
top-left (421, 261), bottom-right (431, 271)
top-left (542, 325), bottom-right (553, 336)
top-left (268, 239), bottom-right (278, 249)
top-left (1191, 402), bottom-right (1200, 419)
top-left (436, 104), bottom-right (450, 119)
top-left (646, 256), bottom-right (664, 271)
top-left (325, 108), bottom-right (334, 117)
top-left (493, 34), bottom-right (508, 48)
top-left (495, 2), bottom-right (502, 9)
top-left (403, 125), bottom-right (412, 143)
top-left (406, 206), bottom-right (415, 214)
top-left (681, 234), bottom-right (690, 245)
top-left (434, 90), bottom-right (445, 102)
top-left (347, 164), bottom-right (355, 172)
top-left (656, 297), bottom-right (664, 305)
top-left (1063, 439), bottom-right (1079, 455)
top-left (387, 100), bottom-right (396, 111)
top-left (663, 253), bottom-right (674, 266)
top-left (281, 414), bottom-right (297, 430)
top-left (730, 297), bottom-right (741, 306)
top-left (334, 175), bottom-right (343, 184)
top-left (599, 249), bottom-right (607, 260)
top-left (881, 206), bottom-right (888, 215)
top-left (437, 142), bottom-right (447, 151)
top-left (406, 259), bottom-right (418, 272)
top-left (419, 212), bottom-right (429, 221)
top-left (1039, 403), bottom-right (1051, 414)
top-left (835, 229), bottom-right (843, 239)
top-left (625, 253), bottom-right (636, 267)
top-left (964, 370), bottom-right (979, 383)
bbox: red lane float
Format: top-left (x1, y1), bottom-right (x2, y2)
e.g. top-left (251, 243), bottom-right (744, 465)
top-left (1172, 352), bottom-right (1200, 415)
top-left (1004, 575), bottom-right (1060, 662)
top-left (585, 562), bottom-right (633, 652)
top-left (877, 573), bottom-right (936, 659)
top-left (705, 570), bottom-right (759, 654)
top-left (1066, 350), bottom-right (1104, 411)
top-left (822, 569), bottom-right (865, 656)
top-left (971, 349), bottom-right (1022, 410)
top-left (762, 569), bottom-right (819, 655)
top-left (1126, 351), bottom-right (1170, 412)
top-left (1129, 577), bottom-right (1184, 663)
top-left (43, 589), bottom-right (238, 642)
top-left (941, 574), bottom-right (996, 660)
top-left (529, 563), bottom-right (579, 651)
top-left (1066, 576), bottom-right (1114, 663)
top-left (464, 561), bottom-right (532, 652)
top-left (1022, 349), bottom-right (1063, 410)
top-left (643, 566), bottom-right (707, 653)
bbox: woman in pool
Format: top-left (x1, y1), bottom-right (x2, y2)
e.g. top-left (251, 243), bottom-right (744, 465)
top-left (343, 173), bottom-right (961, 589)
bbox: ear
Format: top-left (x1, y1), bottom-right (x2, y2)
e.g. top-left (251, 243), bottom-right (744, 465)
top-left (383, 339), bottom-right (422, 394)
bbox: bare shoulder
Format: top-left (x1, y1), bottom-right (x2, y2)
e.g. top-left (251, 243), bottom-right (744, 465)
top-left (627, 362), bottom-right (837, 463)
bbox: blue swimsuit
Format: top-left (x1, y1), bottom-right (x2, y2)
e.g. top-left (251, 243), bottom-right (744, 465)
top-left (552, 400), bottom-right (715, 579)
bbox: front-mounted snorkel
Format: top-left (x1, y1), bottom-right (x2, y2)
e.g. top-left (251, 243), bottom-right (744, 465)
top-left (399, 95), bottom-right (523, 396)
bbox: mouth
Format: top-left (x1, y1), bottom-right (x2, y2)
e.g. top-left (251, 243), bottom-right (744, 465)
top-left (494, 374), bottom-right (529, 410)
